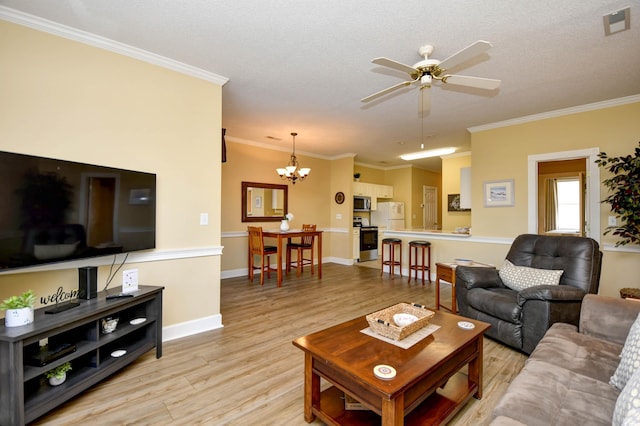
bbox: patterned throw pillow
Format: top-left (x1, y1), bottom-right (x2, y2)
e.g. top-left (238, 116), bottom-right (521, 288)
top-left (498, 259), bottom-right (564, 292)
top-left (613, 366), bottom-right (640, 425)
top-left (611, 312), bottom-right (640, 391)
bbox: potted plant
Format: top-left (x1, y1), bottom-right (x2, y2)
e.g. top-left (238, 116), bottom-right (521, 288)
top-left (596, 142), bottom-right (640, 246)
top-left (1, 289), bottom-right (35, 327)
top-left (354, 173), bottom-right (361, 182)
top-left (45, 361), bottom-right (72, 386)
top-left (280, 212), bottom-right (294, 231)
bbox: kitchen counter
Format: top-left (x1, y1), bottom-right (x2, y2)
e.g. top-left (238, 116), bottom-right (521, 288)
top-left (379, 228), bottom-right (472, 238)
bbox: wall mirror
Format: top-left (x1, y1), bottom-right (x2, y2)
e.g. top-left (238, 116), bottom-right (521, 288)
top-left (242, 181), bottom-right (288, 222)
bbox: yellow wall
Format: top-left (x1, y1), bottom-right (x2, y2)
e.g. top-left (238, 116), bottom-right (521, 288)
top-left (0, 21), bottom-right (223, 326)
top-left (221, 140), bottom-right (347, 272)
top-left (465, 101), bottom-right (640, 297)
top-left (353, 165), bottom-right (385, 184)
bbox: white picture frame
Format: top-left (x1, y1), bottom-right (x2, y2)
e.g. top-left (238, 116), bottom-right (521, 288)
top-left (484, 179), bottom-right (515, 207)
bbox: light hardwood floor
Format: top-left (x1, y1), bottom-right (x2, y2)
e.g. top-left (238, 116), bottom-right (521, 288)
top-left (32, 263), bottom-right (527, 425)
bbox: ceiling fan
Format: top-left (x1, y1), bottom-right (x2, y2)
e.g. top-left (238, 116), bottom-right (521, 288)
top-left (361, 40), bottom-right (501, 112)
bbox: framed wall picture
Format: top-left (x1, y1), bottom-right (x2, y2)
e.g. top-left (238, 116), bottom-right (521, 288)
top-left (483, 179), bottom-right (515, 207)
top-left (447, 194), bottom-right (470, 212)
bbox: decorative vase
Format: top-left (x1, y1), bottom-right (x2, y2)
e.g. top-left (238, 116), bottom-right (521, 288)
top-left (280, 220), bottom-right (290, 231)
top-left (49, 374), bottom-right (66, 386)
top-left (4, 307), bottom-right (34, 327)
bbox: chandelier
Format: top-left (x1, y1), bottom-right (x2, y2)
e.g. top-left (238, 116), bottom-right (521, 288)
top-left (276, 132), bottom-right (311, 184)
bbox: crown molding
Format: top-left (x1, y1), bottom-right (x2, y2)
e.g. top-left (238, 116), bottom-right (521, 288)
top-left (0, 6), bottom-right (229, 86)
top-left (225, 136), bottom-right (335, 160)
top-left (468, 94), bottom-right (640, 133)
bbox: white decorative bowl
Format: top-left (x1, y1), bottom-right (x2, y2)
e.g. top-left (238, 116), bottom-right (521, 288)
top-left (393, 313), bottom-right (418, 327)
top-left (455, 258), bottom-right (473, 266)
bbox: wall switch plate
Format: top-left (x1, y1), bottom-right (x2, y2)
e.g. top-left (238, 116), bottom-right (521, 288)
top-left (200, 213), bottom-right (209, 225)
top-left (122, 269), bottom-right (139, 293)
top-left (608, 216), bottom-right (617, 226)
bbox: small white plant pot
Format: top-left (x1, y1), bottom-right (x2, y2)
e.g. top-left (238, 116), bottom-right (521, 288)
top-left (280, 220), bottom-right (290, 231)
top-left (4, 307), bottom-right (34, 327)
top-left (48, 374), bottom-right (66, 386)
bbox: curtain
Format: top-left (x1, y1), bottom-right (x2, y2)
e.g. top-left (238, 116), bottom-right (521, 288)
top-left (544, 178), bottom-right (557, 232)
top-left (222, 128), bottom-right (227, 163)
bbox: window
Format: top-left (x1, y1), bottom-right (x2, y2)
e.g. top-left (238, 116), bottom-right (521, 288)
top-left (555, 179), bottom-right (580, 231)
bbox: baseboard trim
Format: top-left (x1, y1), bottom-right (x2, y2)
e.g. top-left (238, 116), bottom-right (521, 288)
top-left (163, 313), bottom-right (223, 342)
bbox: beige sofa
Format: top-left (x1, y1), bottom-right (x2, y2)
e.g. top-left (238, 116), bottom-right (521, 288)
top-left (491, 294), bottom-right (640, 425)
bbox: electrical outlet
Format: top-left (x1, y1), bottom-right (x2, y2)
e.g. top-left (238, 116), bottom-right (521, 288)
top-left (608, 216), bottom-right (617, 226)
top-left (200, 213), bottom-right (209, 225)
top-left (122, 269), bottom-right (139, 293)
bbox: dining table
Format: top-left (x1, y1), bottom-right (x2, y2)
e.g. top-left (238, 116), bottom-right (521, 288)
top-left (262, 229), bottom-right (323, 287)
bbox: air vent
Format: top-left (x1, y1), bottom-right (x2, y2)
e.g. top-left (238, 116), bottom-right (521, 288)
top-left (603, 7), bottom-right (630, 36)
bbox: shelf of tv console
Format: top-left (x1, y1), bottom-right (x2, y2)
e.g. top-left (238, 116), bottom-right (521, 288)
top-left (0, 285), bottom-right (164, 425)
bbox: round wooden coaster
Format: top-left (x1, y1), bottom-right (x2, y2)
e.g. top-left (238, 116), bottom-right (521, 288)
top-left (373, 364), bottom-right (396, 379)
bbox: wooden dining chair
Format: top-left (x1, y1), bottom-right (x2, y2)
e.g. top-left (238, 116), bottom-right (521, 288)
top-left (247, 226), bottom-right (277, 285)
top-left (286, 224), bottom-right (317, 277)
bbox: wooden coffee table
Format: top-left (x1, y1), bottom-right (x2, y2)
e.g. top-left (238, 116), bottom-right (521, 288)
top-left (292, 309), bottom-right (490, 425)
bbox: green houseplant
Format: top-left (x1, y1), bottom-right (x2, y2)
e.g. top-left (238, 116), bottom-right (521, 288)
top-left (45, 361), bottom-right (72, 386)
top-left (1, 289), bottom-right (36, 327)
top-left (596, 142), bottom-right (640, 246)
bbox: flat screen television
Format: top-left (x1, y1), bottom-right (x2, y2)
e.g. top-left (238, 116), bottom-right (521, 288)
top-left (0, 150), bottom-right (156, 272)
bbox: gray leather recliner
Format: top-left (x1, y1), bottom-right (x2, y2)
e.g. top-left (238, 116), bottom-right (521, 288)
top-left (455, 234), bottom-right (602, 354)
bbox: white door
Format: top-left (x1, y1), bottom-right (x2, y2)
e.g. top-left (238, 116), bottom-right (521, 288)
top-left (423, 186), bottom-right (438, 230)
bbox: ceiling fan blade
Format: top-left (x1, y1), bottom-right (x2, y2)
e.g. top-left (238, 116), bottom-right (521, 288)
top-left (437, 40), bottom-right (493, 71)
top-left (372, 57), bottom-right (418, 75)
top-left (441, 74), bottom-right (501, 90)
top-left (419, 86), bottom-right (431, 114)
top-left (361, 79), bottom-right (417, 102)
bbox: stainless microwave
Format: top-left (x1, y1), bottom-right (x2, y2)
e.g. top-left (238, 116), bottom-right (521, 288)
top-left (354, 196), bottom-right (371, 211)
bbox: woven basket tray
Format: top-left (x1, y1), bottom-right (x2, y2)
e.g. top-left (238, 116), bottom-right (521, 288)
top-left (366, 302), bottom-right (435, 341)
top-left (621, 288), bottom-right (640, 300)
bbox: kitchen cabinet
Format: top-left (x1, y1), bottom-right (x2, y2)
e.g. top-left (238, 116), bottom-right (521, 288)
top-left (375, 185), bottom-right (394, 199)
top-left (352, 183), bottom-right (394, 210)
top-left (352, 181), bottom-right (371, 197)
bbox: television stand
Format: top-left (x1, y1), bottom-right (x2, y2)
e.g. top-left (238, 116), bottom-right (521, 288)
top-left (0, 285), bottom-right (163, 425)
top-left (44, 300), bottom-right (80, 314)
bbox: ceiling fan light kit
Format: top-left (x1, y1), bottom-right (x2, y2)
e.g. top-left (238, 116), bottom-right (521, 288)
top-left (276, 132), bottom-right (310, 184)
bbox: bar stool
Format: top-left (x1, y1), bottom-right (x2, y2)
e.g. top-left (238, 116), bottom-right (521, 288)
top-left (408, 240), bottom-right (431, 284)
top-left (380, 238), bottom-right (402, 278)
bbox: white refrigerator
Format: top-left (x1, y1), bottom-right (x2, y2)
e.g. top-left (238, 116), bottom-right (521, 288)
top-left (371, 202), bottom-right (405, 229)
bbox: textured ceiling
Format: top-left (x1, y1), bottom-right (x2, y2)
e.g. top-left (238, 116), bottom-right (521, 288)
top-left (1, 1), bottom-right (639, 171)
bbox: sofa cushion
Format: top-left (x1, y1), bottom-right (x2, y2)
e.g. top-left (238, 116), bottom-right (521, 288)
top-left (611, 312), bottom-right (640, 390)
top-left (492, 359), bottom-right (619, 425)
top-left (529, 322), bottom-right (623, 383)
top-left (499, 259), bottom-right (564, 291)
top-left (467, 287), bottom-right (521, 324)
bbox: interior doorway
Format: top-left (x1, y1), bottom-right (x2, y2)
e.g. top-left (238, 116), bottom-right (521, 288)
top-left (527, 148), bottom-right (600, 243)
top-left (537, 159), bottom-right (586, 236)
top-left (423, 186), bottom-right (438, 230)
